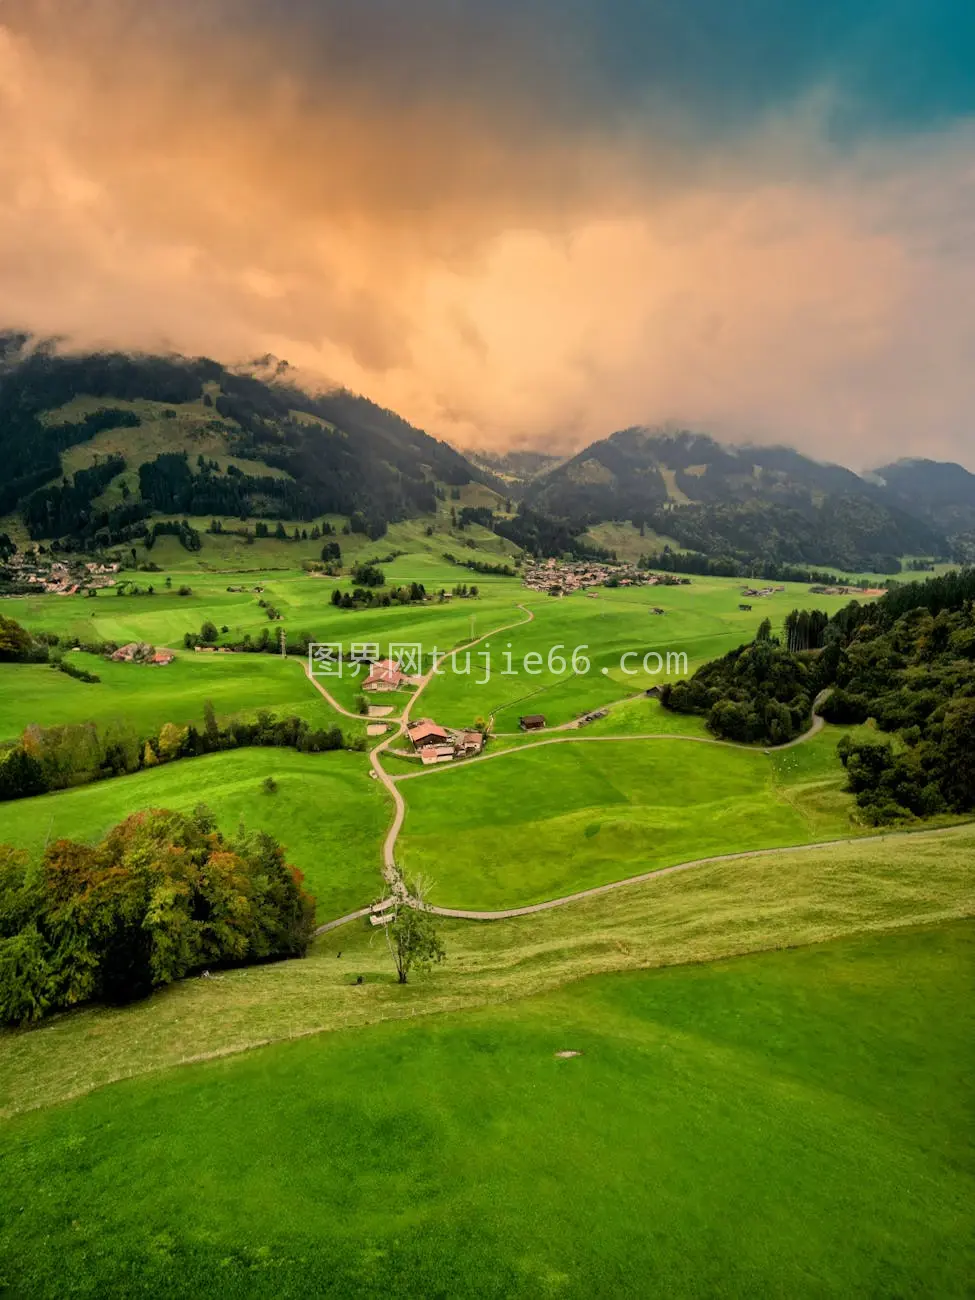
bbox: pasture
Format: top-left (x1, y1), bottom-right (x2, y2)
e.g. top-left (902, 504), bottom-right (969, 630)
top-left (397, 726), bottom-right (864, 909)
top-left (0, 749), bottom-right (389, 921)
top-left (4, 821), bottom-right (970, 1119)
top-left (0, 652), bottom-right (341, 742)
top-left (420, 577), bottom-right (875, 730)
top-left (0, 921), bottom-right (971, 1296)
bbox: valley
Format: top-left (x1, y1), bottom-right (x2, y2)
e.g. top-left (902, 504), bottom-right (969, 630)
top-left (1, 351), bottom-right (973, 1298)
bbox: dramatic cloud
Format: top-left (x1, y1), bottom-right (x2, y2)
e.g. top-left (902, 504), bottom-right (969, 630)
top-left (1, 0), bottom-right (973, 467)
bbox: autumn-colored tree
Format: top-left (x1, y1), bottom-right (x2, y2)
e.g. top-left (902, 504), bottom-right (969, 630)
top-left (0, 810), bottom-right (316, 1024)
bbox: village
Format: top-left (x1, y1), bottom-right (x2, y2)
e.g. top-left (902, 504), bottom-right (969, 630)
top-left (520, 557), bottom-right (691, 597)
top-left (1, 552), bottom-right (120, 596)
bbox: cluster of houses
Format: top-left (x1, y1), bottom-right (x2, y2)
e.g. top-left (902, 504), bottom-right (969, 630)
top-left (521, 558), bottom-right (689, 598)
top-left (111, 641), bottom-right (174, 666)
top-left (407, 718), bottom-right (485, 765)
top-left (2, 555), bottom-right (120, 595)
top-left (809, 584), bottom-right (887, 598)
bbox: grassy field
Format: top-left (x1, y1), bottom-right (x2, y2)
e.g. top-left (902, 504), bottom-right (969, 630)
top-left (5, 561), bottom-right (882, 738)
top-left (0, 652), bottom-right (345, 741)
top-left (396, 726), bottom-right (868, 908)
top-left (0, 750), bottom-right (389, 921)
top-left (420, 578), bottom-right (879, 731)
top-left (0, 920), bottom-right (971, 1296)
top-left (3, 822), bottom-right (971, 1118)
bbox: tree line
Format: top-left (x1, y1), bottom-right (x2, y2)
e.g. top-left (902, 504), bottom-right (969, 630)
top-left (0, 698), bottom-right (352, 803)
top-left (662, 568), bottom-right (975, 820)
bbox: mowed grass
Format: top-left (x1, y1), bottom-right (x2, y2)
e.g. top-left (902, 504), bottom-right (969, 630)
top-left (2, 823), bottom-right (972, 1117)
top-left (0, 652), bottom-right (341, 741)
top-left (0, 750), bottom-right (389, 921)
top-left (0, 921), bottom-right (971, 1297)
top-left (397, 728), bottom-right (863, 908)
top-left (4, 571), bottom-right (527, 662)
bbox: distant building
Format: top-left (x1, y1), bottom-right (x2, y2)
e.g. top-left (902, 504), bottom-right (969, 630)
top-left (519, 714), bottom-right (546, 731)
top-left (111, 641), bottom-right (156, 664)
top-left (420, 744), bottom-right (456, 765)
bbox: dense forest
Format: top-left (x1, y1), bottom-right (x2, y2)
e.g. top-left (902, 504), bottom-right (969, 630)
top-left (662, 569), bottom-right (975, 821)
top-left (660, 637), bottom-right (820, 745)
top-left (0, 809), bottom-right (315, 1025)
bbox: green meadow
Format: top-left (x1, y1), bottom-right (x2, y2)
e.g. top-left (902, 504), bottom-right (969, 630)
top-left (0, 921), bottom-right (971, 1297)
top-left (420, 577), bottom-right (873, 730)
top-left (0, 652), bottom-right (341, 742)
top-left (0, 750), bottom-right (389, 921)
top-left (4, 823), bottom-right (972, 1117)
top-left (397, 726), bottom-right (866, 909)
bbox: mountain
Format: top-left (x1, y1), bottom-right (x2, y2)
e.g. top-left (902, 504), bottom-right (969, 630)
top-left (466, 448), bottom-right (565, 489)
top-left (0, 333), bottom-right (498, 546)
top-left (869, 458), bottom-right (975, 535)
top-left (523, 427), bottom-right (948, 572)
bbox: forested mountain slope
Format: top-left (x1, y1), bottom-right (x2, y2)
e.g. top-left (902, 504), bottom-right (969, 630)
top-left (0, 333), bottom-right (496, 547)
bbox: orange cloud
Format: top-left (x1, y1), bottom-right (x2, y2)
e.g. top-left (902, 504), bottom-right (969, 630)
top-left (1, 4), bottom-right (973, 467)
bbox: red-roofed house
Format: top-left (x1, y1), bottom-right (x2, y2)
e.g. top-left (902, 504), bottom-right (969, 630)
top-left (363, 658), bottom-right (413, 692)
top-left (408, 720), bottom-right (450, 749)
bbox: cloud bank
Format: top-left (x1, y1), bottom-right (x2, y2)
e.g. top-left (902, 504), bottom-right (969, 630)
top-left (1, 0), bottom-right (973, 467)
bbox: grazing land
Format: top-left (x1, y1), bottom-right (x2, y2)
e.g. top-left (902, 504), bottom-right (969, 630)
top-left (0, 750), bottom-right (389, 921)
top-left (397, 727), bottom-right (870, 909)
top-left (0, 922), bottom-right (971, 1297)
top-left (3, 526), bottom-right (972, 1300)
top-left (0, 652), bottom-right (337, 741)
top-left (3, 823), bottom-right (972, 1116)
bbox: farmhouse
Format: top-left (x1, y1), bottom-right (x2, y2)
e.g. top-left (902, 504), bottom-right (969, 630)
top-left (111, 641), bottom-right (157, 664)
top-left (420, 744), bottom-right (456, 766)
top-left (363, 658), bottom-right (416, 692)
top-left (519, 714), bottom-right (546, 731)
top-left (458, 731), bottom-right (484, 755)
top-left (408, 720), bottom-right (450, 749)
top-left (151, 651), bottom-right (175, 666)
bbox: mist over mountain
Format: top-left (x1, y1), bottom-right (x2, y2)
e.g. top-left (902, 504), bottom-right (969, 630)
top-left (522, 427), bottom-right (961, 571)
top-left (1, 335), bottom-right (971, 573)
top-left (0, 334), bottom-right (496, 548)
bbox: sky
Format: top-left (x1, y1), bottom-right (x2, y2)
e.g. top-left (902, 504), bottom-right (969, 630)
top-left (1, 0), bottom-right (974, 468)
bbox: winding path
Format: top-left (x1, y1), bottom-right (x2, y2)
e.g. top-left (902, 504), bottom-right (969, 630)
top-left (366, 604), bottom-right (536, 891)
top-left (393, 692), bottom-right (829, 782)
top-left (304, 611), bottom-right (834, 923)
